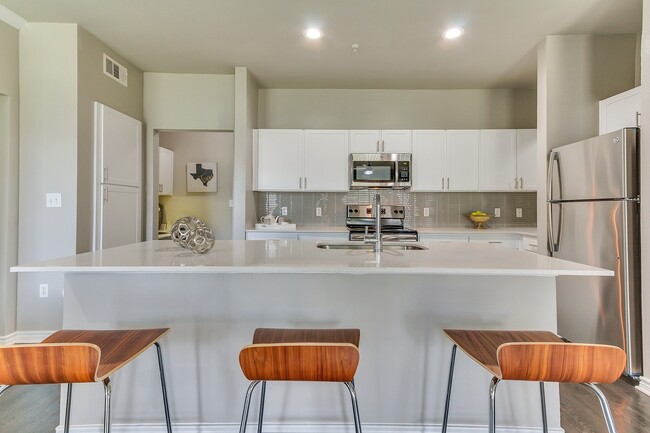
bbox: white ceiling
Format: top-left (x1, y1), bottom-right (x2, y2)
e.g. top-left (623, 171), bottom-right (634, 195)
top-left (0, 0), bottom-right (642, 89)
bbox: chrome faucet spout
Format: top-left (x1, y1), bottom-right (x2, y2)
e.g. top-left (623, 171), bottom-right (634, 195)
top-left (373, 193), bottom-right (383, 252)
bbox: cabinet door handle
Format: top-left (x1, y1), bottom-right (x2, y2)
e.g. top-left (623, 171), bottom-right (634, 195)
top-left (103, 167), bottom-right (108, 183)
top-left (514, 177), bottom-right (519, 189)
top-left (520, 177), bottom-right (524, 189)
top-left (636, 111), bottom-right (641, 127)
top-left (442, 177), bottom-right (445, 190)
top-left (159, 184), bottom-right (163, 192)
top-left (103, 187), bottom-right (108, 203)
top-left (299, 177), bottom-right (302, 189)
top-left (447, 177), bottom-right (450, 189)
top-left (381, 140), bottom-right (385, 152)
top-left (376, 140), bottom-right (380, 152)
top-left (304, 177), bottom-right (307, 189)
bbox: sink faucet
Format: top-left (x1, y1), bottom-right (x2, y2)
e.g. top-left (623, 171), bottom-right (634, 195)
top-left (365, 193), bottom-right (383, 252)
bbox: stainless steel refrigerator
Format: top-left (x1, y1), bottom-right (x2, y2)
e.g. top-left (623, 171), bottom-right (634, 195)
top-left (547, 127), bottom-right (641, 377)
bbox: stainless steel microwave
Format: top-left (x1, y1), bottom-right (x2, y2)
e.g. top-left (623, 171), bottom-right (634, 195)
top-left (349, 153), bottom-right (412, 189)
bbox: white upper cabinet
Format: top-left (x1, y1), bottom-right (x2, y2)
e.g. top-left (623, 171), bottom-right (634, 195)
top-left (256, 129), bottom-right (349, 192)
top-left (516, 129), bottom-right (537, 191)
top-left (95, 102), bottom-right (142, 187)
top-left (158, 147), bottom-right (174, 196)
top-left (412, 130), bottom-right (446, 191)
top-left (479, 130), bottom-right (517, 191)
top-left (349, 130), bottom-right (412, 153)
top-left (303, 130), bottom-right (349, 191)
top-left (599, 86), bottom-right (641, 135)
top-left (257, 129), bottom-right (303, 191)
top-left (381, 130), bottom-right (412, 153)
top-left (349, 130), bottom-right (382, 153)
top-left (446, 130), bottom-right (479, 191)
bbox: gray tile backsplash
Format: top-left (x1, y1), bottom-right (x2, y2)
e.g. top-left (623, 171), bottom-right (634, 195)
top-left (255, 191), bottom-right (537, 229)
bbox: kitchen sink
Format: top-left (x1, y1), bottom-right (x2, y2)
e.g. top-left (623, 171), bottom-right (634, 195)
top-left (316, 242), bottom-right (428, 251)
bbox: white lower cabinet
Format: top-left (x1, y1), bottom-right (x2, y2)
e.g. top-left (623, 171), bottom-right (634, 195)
top-left (298, 232), bottom-right (348, 241)
top-left (419, 234), bottom-right (469, 243)
top-left (246, 232), bottom-right (299, 240)
top-left (469, 233), bottom-right (520, 249)
top-left (520, 235), bottom-right (538, 253)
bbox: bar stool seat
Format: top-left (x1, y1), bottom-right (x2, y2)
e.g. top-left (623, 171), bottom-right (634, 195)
top-left (238, 328), bottom-right (362, 433)
top-left (441, 329), bottom-right (626, 433)
top-left (0, 328), bottom-right (173, 433)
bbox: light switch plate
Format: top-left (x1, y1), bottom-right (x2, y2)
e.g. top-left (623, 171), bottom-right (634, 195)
top-left (46, 193), bottom-right (62, 208)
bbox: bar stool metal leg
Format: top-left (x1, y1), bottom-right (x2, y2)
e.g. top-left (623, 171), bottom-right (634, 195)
top-left (344, 381), bottom-right (362, 433)
top-left (257, 381), bottom-right (267, 433)
top-left (239, 380), bottom-right (261, 433)
top-left (103, 378), bottom-right (112, 433)
top-left (539, 382), bottom-right (548, 433)
top-left (488, 377), bottom-right (500, 433)
top-left (582, 383), bottom-right (618, 433)
top-left (155, 342), bottom-right (173, 433)
top-left (64, 383), bottom-right (73, 433)
top-left (441, 344), bottom-right (457, 433)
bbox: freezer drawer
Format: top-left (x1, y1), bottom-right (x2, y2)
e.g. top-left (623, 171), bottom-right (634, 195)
top-left (550, 199), bottom-right (641, 376)
top-left (548, 128), bottom-right (638, 201)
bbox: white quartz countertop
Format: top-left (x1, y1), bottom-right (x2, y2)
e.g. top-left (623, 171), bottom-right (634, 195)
top-left (11, 239), bottom-right (609, 277)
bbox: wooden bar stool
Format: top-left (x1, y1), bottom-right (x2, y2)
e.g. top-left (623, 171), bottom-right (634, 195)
top-left (0, 328), bottom-right (173, 433)
top-left (238, 328), bottom-right (362, 433)
top-left (440, 329), bottom-right (626, 433)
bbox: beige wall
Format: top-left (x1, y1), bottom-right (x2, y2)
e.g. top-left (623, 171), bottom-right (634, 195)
top-left (159, 131), bottom-right (234, 240)
top-left (143, 73), bottom-right (235, 239)
top-left (536, 33), bottom-right (638, 249)
top-left (76, 26), bottom-right (144, 254)
top-left (641, 0), bottom-right (650, 389)
top-left (258, 88), bottom-right (537, 129)
top-left (233, 67), bottom-right (258, 239)
top-left (17, 23), bottom-right (144, 332)
top-left (0, 20), bottom-right (19, 337)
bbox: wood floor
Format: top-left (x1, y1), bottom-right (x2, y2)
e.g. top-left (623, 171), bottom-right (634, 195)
top-left (0, 380), bottom-right (647, 432)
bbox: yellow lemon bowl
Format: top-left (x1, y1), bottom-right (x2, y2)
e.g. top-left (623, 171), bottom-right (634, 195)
top-left (466, 213), bottom-right (492, 229)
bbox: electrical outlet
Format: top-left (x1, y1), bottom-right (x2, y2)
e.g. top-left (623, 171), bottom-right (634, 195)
top-left (39, 283), bottom-right (48, 298)
top-left (46, 193), bottom-right (61, 208)
top-left (516, 208), bottom-right (523, 218)
top-left (281, 206), bottom-right (288, 216)
top-left (423, 208), bottom-right (430, 217)
top-left (316, 207), bottom-right (322, 217)
top-left (494, 208), bottom-right (501, 218)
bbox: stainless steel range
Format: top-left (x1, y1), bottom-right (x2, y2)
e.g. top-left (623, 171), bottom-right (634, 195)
top-left (346, 204), bottom-right (419, 241)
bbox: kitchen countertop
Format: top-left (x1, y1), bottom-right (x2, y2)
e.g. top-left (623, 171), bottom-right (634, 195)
top-left (12, 239), bottom-right (606, 276)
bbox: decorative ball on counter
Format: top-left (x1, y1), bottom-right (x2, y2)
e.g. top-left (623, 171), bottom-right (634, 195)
top-left (171, 216), bottom-right (215, 254)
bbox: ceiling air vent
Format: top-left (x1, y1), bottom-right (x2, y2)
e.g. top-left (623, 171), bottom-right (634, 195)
top-left (103, 53), bottom-right (128, 87)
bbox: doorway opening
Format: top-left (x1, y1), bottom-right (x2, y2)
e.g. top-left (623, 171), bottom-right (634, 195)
top-left (155, 130), bottom-right (235, 240)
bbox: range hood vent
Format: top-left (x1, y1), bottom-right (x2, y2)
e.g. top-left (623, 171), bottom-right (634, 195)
top-left (103, 54), bottom-right (128, 87)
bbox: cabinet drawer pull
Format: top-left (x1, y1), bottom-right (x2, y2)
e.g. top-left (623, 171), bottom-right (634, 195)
top-left (488, 241), bottom-right (502, 244)
top-left (159, 184), bottom-right (163, 192)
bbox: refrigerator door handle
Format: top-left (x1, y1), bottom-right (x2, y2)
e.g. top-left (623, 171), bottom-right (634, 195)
top-left (547, 202), bottom-right (561, 253)
top-left (547, 151), bottom-right (561, 202)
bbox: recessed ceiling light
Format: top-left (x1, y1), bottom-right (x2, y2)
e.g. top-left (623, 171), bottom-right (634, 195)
top-left (304, 28), bottom-right (323, 40)
top-left (443, 27), bottom-right (464, 40)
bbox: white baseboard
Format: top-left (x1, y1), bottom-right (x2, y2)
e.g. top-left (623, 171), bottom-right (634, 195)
top-left (0, 330), bottom-right (54, 344)
top-left (55, 422), bottom-right (564, 433)
top-left (636, 376), bottom-right (650, 396)
top-left (0, 332), bottom-right (16, 345)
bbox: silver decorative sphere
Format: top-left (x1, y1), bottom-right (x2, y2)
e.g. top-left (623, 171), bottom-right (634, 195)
top-left (171, 216), bottom-right (215, 254)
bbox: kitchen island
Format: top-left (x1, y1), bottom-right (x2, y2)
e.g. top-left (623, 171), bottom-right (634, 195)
top-left (12, 240), bottom-right (611, 433)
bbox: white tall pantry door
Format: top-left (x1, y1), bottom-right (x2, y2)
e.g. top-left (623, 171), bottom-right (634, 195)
top-left (94, 102), bottom-right (142, 250)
